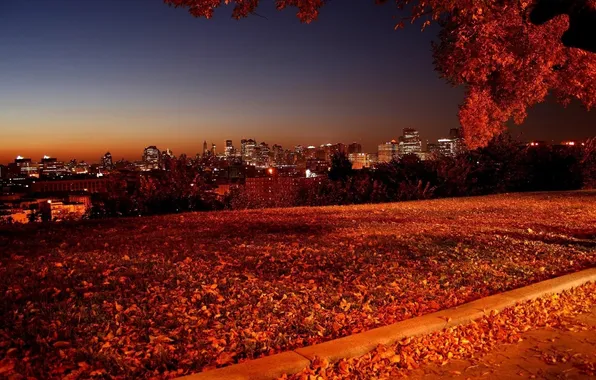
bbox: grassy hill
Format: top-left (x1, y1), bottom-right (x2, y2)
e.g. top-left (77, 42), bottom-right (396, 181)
top-left (1, 191), bottom-right (595, 378)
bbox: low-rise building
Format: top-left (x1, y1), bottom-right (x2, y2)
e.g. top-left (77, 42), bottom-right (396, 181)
top-left (348, 153), bottom-right (368, 169)
top-left (40, 200), bottom-right (87, 221)
top-left (31, 178), bottom-right (108, 193)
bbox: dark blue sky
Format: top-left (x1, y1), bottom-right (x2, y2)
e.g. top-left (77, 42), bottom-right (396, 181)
top-left (0, 0), bottom-right (593, 162)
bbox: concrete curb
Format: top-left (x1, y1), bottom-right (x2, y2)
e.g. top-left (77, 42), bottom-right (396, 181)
top-left (179, 268), bottom-right (596, 379)
top-left (177, 352), bottom-right (310, 380)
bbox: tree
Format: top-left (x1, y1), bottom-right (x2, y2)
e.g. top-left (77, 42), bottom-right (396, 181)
top-left (164, 0), bottom-right (596, 148)
top-left (134, 155), bottom-right (217, 214)
top-left (328, 152), bottom-right (353, 182)
top-left (433, 1), bottom-right (595, 148)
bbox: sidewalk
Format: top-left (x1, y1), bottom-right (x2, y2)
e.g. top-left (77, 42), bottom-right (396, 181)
top-left (283, 282), bottom-right (596, 380)
top-left (410, 306), bottom-right (596, 379)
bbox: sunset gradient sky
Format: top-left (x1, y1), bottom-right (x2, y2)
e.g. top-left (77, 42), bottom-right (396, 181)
top-left (1, 0), bottom-right (594, 163)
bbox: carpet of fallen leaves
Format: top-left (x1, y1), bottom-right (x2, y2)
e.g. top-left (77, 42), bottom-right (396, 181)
top-left (0, 191), bottom-right (595, 378)
top-left (285, 282), bottom-right (596, 379)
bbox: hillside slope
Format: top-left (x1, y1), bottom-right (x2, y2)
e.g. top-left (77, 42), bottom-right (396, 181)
top-left (1, 191), bottom-right (595, 378)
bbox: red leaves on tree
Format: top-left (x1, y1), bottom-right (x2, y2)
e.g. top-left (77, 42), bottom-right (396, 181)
top-left (164, 0), bottom-right (323, 22)
top-left (433, 2), bottom-right (596, 148)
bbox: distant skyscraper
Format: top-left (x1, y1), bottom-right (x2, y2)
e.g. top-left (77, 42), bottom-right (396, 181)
top-left (40, 156), bottom-right (66, 178)
top-left (162, 148), bottom-right (174, 159)
top-left (258, 142), bottom-right (270, 167)
top-left (101, 152), bottom-right (113, 170)
top-left (242, 139), bottom-right (257, 164)
top-left (327, 143), bottom-right (345, 161)
top-left (143, 146), bottom-right (161, 169)
top-left (241, 139), bottom-right (247, 157)
top-left (203, 140), bottom-right (208, 156)
top-left (449, 128), bottom-right (461, 139)
top-left (10, 156), bottom-right (38, 177)
top-left (399, 128), bottom-right (422, 156)
top-left (211, 143), bottom-right (216, 156)
top-left (348, 142), bottom-right (362, 154)
top-left (378, 140), bottom-right (399, 163)
top-left (435, 128), bottom-right (464, 157)
top-left (305, 146), bottom-right (317, 160)
top-left (450, 128), bottom-right (464, 154)
top-left (437, 139), bottom-right (457, 157)
top-left (225, 140), bottom-right (234, 157)
top-left (272, 144), bottom-right (283, 165)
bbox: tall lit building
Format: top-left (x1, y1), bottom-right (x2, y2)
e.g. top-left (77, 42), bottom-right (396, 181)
top-left (305, 146), bottom-right (317, 160)
top-left (225, 140), bottom-right (234, 157)
top-left (202, 140), bottom-right (208, 156)
top-left (101, 152), bottom-right (113, 170)
top-left (437, 139), bottom-right (458, 157)
top-left (211, 143), bottom-right (216, 156)
top-left (242, 139), bottom-right (257, 164)
top-left (450, 128), bottom-right (464, 154)
top-left (378, 140), bottom-right (399, 163)
top-left (435, 128), bottom-right (463, 157)
top-left (241, 139), bottom-right (247, 157)
top-left (272, 144), bottom-right (283, 165)
top-left (328, 143), bottom-right (345, 161)
top-left (14, 156), bottom-right (38, 177)
top-left (258, 142), bottom-right (270, 167)
top-left (399, 128), bottom-right (422, 156)
top-left (40, 156), bottom-right (66, 178)
top-left (143, 146), bottom-right (161, 169)
top-left (7, 156), bottom-right (37, 178)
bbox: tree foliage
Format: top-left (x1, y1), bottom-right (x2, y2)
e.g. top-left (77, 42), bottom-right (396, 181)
top-left (164, 0), bottom-right (596, 148)
top-left (433, 1), bottom-right (596, 148)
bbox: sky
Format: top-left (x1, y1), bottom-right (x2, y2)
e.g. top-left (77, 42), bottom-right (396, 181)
top-left (0, 0), bottom-right (594, 163)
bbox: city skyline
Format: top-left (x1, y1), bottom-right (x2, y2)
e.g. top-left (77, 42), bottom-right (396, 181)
top-left (3, 132), bottom-right (585, 167)
top-left (1, 0), bottom-right (595, 163)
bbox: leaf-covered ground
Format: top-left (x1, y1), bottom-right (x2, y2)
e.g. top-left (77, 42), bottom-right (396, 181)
top-left (286, 282), bottom-right (596, 379)
top-left (0, 191), bottom-right (595, 378)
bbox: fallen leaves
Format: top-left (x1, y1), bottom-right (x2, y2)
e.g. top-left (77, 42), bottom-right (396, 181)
top-left (0, 359), bottom-right (15, 375)
top-left (53, 341), bottom-right (71, 349)
top-left (0, 192), bottom-right (594, 378)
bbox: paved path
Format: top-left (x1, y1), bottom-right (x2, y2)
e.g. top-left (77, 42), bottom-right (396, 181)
top-left (410, 307), bottom-right (596, 379)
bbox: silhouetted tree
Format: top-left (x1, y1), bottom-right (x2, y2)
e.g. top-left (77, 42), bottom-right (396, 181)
top-left (328, 152), bottom-right (353, 182)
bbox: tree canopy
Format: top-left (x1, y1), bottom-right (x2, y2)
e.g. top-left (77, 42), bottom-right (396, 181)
top-left (164, 0), bottom-right (596, 148)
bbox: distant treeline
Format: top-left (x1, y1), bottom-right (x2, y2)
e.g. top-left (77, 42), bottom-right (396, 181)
top-left (89, 135), bottom-right (596, 217)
